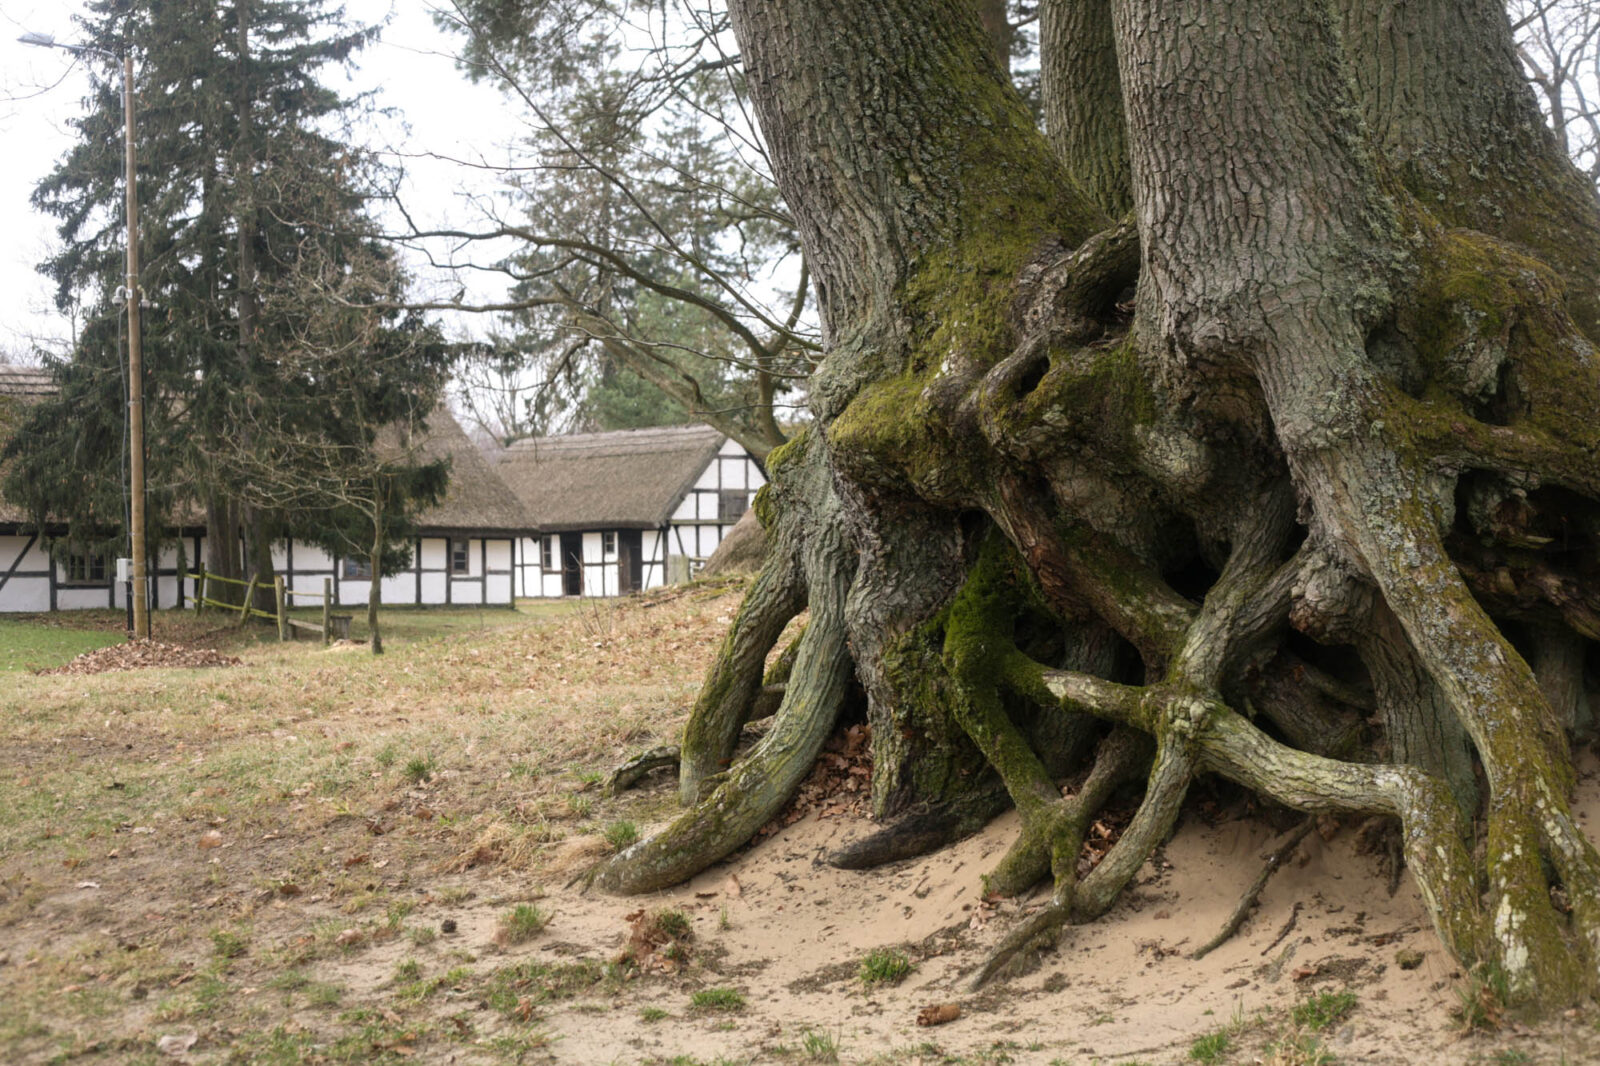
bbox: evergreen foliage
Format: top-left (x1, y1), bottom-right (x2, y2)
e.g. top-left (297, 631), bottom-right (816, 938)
top-left (3, 0), bottom-right (448, 583)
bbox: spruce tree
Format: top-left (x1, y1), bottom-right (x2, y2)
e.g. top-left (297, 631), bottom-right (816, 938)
top-left (3, 0), bottom-right (438, 607)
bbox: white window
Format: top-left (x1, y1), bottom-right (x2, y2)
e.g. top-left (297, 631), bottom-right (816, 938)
top-left (343, 556), bottom-right (372, 580)
top-left (602, 531), bottom-right (616, 555)
top-left (450, 540), bottom-right (471, 575)
top-left (541, 537), bottom-right (555, 570)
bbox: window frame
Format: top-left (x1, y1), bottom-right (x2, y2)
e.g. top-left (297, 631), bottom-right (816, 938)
top-left (718, 489), bottom-right (749, 524)
top-left (602, 530), bottom-right (616, 555)
top-left (342, 556), bottom-right (373, 580)
top-left (449, 539), bottom-right (471, 575)
top-left (63, 551), bottom-right (109, 585)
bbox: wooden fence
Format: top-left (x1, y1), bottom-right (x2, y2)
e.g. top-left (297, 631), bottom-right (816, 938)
top-left (188, 570), bottom-right (350, 645)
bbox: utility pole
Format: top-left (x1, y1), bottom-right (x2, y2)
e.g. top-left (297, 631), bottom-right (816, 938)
top-left (122, 51), bottom-right (149, 640)
top-left (20, 32), bottom-right (149, 639)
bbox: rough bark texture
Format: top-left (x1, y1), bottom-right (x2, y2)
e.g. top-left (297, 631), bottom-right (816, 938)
top-left (595, 0), bottom-right (1600, 1011)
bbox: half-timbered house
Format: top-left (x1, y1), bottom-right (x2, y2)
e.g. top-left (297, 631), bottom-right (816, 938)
top-left (1, 382), bottom-right (532, 613)
top-left (1, 365), bottom-right (201, 613)
top-left (266, 406), bottom-right (533, 609)
top-left (494, 425), bottom-right (765, 597)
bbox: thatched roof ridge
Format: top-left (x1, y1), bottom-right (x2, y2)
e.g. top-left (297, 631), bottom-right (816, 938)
top-left (495, 424), bottom-right (728, 532)
top-left (408, 407), bottom-right (535, 534)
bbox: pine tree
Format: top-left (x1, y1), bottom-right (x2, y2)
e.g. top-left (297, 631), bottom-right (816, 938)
top-left (4, 0), bottom-right (441, 607)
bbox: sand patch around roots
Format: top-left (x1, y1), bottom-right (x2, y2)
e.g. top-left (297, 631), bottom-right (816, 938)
top-left (308, 758), bottom-right (1599, 1066)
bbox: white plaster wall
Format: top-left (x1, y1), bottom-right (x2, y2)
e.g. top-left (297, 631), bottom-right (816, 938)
top-left (1, 534), bottom-right (50, 572)
top-left (419, 538), bottom-right (447, 570)
top-left (57, 588), bottom-right (110, 610)
top-left (296, 542), bottom-right (335, 570)
top-left (0, 575), bottom-right (51, 612)
top-left (486, 574), bottom-right (512, 602)
top-left (486, 539), bottom-right (512, 570)
top-left (421, 572), bottom-right (448, 604)
top-left (380, 574), bottom-right (413, 603)
top-left (155, 575), bottom-right (181, 608)
top-left (451, 578), bottom-right (485, 605)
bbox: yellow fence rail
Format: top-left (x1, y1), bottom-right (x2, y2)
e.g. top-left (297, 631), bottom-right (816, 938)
top-left (187, 570), bottom-right (349, 645)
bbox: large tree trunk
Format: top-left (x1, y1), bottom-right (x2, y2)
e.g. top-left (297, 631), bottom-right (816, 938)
top-left (596, 0), bottom-right (1600, 1010)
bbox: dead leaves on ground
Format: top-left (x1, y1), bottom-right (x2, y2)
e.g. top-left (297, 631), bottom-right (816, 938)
top-left (616, 908), bottom-right (693, 974)
top-left (759, 723), bottom-right (872, 837)
top-left (34, 639), bottom-right (242, 676)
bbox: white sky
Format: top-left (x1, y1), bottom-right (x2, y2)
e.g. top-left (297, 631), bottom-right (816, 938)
top-left (0, 0), bottom-right (525, 360)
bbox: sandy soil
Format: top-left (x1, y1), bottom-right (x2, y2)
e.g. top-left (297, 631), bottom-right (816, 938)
top-left (311, 758), bottom-right (1600, 1065)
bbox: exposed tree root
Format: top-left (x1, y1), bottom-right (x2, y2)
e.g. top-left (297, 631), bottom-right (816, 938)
top-left (676, 541), bottom-right (806, 805)
top-left (825, 785), bottom-right (1011, 870)
top-left (593, 437), bottom-right (855, 895)
top-left (605, 746), bottom-right (681, 797)
top-left (1191, 817), bottom-right (1316, 960)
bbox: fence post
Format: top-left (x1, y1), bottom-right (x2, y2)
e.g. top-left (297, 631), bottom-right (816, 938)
top-left (195, 569), bottom-right (206, 615)
top-left (275, 575), bottom-right (288, 641)
top-left (239, 574), bottom-right (257, 624)
top-left (322, 577), bottom-right (333, 646)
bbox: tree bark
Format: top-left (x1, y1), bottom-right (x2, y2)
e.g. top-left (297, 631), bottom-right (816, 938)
top-left (592, 0), bottom-right (1600, 1011)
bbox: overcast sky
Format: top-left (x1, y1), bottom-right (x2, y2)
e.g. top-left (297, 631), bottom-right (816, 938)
top-left (0, 0), bottom-right (525, 359)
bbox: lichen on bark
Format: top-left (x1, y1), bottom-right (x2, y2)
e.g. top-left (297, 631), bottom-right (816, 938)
top-left (592, 0), bottom-right (1600, 1012)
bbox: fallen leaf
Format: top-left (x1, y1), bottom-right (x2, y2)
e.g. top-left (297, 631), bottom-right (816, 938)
top-left (156, 1031), bottom-right (198, 1056)
top-left (198, 830), bottom-right (223, 850)
top-left (76, 881), bottom-right (100, 890)
top-left (916, 1003), bottom-right (961, 1026)
top-left (335, 928), bottom-right (363, 946)
top-left (724, 875), bottom-right (742, 898)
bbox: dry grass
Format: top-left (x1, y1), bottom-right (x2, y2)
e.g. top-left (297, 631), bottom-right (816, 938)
top-left (0, 582), bottom-right (749, 1064)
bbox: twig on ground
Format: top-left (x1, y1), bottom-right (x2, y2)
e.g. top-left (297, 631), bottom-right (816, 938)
top-left (1192, 817), bottom-right (1315, 959)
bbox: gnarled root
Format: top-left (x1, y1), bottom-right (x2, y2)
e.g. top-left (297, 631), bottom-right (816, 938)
top-left (676, 540), bottom-right (806, 805)
top-left (594, 436), bottom-right (856, 894)
top-left (826, 784), bottom-right (1011, 870)
top-left (605, 745), bottom-right (681, 796)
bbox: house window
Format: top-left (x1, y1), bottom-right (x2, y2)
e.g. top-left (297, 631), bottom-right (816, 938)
top-left (450, 539), bottom-right (471, 575)
top-left (343, 557), bottom-right (372, 580)
top-left (602, 531), bottom-right (616, 555)
top-left (718, 489), bottom-right (748, 523)
top-left (65, 552), bottom-right (108, 584)
top-left (541, 537), bottom-right (555, 571)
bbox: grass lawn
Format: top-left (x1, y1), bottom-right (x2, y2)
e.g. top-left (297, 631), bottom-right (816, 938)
top-left (0, 617), bottom-right (126, 673)
top-left (0, 580), bottom-right (751, 1065)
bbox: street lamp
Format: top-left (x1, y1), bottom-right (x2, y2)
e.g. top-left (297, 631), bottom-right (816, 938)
top-left (20, 31), bottom-right (150, 640)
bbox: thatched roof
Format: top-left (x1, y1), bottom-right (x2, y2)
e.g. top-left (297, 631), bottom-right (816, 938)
top-left (0, 365), bottom-right (55, 399)
top-left (409, 407), bottom-right (535, 534)
top-left (0, 366), bottom-right (57, 525)
top-left (495, 424), bottom-right (727, 532)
